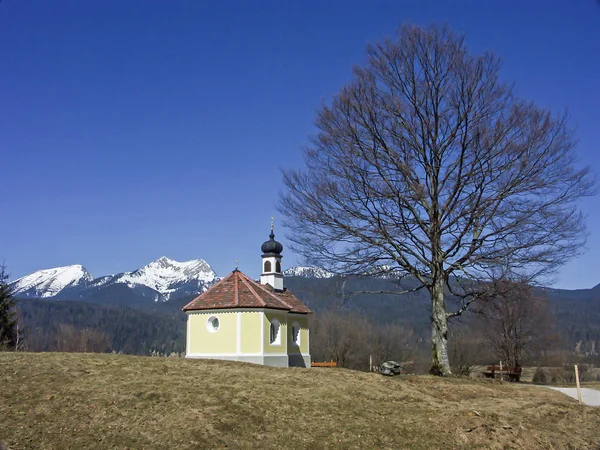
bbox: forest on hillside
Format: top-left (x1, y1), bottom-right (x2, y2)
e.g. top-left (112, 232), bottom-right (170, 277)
top-left (17, 299), bottom-right (186, 356)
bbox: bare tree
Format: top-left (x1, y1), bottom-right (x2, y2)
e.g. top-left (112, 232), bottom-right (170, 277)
top-left (53, 324), bottom-right (110, 353)
top-left (14, 313), bottom-right (26, 352)
top-left (478, 281), bottom-right (555, 369)
top-left (311, 310), bottom-right (416, 370)
top-left (448, 326), bottom-right (487, 376)
top-left (369, 323), bottom-right (416, 368)
top-left (311, 310), bottom-right (371, 368)
top-left (280, 24), bottom-right (596, 375)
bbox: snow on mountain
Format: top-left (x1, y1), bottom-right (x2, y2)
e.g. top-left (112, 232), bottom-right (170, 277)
top-left (283, 265), bottom-right (404, 280)
top-left (10, 265), bottom-right (93, 298)
top-left (109, 256), bottom-right (218, 298)
top-left (11, 257), bottom-right (219, 302)
top-left (361, 265), bottom-right (402, 279)
top-left (283, 266), bottom-right (335, 279)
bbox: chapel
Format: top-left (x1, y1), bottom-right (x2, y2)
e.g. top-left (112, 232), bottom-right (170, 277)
top-left (182, 226), bottom-right (312, 367)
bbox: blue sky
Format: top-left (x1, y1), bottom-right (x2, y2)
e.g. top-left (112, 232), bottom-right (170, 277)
top-left (1, 1), bottom-right (598, 288)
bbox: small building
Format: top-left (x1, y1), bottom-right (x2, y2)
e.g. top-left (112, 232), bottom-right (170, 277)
top-left (182, 227), bottom-right (312, 367)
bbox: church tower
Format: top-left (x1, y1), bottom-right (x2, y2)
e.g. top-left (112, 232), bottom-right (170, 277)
top-left (260, 220), bottom-right (283, 291)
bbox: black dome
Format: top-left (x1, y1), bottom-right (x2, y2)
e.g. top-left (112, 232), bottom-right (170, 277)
top-left (261, 231), bottom-right (283, 255)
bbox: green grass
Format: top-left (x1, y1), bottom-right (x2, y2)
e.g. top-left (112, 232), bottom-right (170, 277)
top-left (1, 353), bottom-right (599, 449)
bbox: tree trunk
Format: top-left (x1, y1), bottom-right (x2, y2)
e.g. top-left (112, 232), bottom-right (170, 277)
top-left (429, 278), bottom-right (452, 376)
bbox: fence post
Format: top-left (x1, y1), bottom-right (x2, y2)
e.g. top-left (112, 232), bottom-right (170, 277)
top-left (369, 355), bottom-right (373, 372)
top-left (574, 364), bottom-right (583, 405)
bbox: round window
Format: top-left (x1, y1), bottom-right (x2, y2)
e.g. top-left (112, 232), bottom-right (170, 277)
top-left (206, 316), bottom-right (220, 333)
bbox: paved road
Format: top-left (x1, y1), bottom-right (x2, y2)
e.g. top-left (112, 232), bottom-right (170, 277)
top-left (544, 387), bottom-right (600, 407)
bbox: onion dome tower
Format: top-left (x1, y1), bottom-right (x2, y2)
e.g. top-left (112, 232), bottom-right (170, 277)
top-left (260, 218), bottom-right (284, 291)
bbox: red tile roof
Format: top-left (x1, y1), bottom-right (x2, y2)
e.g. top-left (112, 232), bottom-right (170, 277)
top-left (182, 270), bottom-right (312, 314)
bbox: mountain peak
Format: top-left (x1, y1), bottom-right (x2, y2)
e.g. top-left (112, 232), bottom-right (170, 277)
top-left (11, 264), bottom-right (93, 298)
top-left (283, 266), bottom-right (335, 279)
top-left (147, 256), bottom-right (176, 269)
top-left (118, 256), bottom-right (218, 297)
top-left (10, 257), bottom-right (219, 302)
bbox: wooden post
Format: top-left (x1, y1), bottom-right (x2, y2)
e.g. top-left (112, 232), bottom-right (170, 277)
top-left (369, 355), bottom-right (373, 372)
top-left (499, 361), bottom-right (503, 381)
top-left (574, 364), bottom-right (583, 405)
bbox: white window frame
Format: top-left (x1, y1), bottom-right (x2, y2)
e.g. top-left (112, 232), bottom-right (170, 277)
top-left (269, 319), bottom-right (281, 345)
top-left (291, 321), bottom-right (301, 346)
top-left (206, 315), bottom-right (220, 333)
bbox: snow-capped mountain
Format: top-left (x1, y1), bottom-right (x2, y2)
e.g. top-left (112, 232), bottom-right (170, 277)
top-left (283, 265), bottom-right (404, 280)
top-left (11, 265), bottom-right (93, 298)
top-left (11, 257), bottom-right (219, 304)
top-left (283, 266), bottom-right (335, 279)
top-left (94, 256), bottom-right (218, 300)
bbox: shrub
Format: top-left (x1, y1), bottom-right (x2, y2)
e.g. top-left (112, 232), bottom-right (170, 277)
top-left (532, 367), bottom-right (548, 384)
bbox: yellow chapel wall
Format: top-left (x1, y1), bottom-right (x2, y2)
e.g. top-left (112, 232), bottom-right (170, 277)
top-left (187, 310), bottom-right (237, 355)
top-left (263, 310), bottom-right (288, 354)
top-left (287, 314), bottom-right (310, 355)
top-left (240, 311), bottom-right (263, 354)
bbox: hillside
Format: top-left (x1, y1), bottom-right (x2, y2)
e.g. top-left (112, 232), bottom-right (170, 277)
top-left (1, 353), bottom-right (599, 449)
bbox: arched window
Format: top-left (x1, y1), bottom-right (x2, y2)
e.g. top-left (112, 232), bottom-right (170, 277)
top-left (269, 319), bottom-right (281, 345)
top-left (275, 261), bottom-right (281, 273)
top-left (264, 261), bottom-right (272, 273)
top-left (291, 321), bottom-right (300, 346)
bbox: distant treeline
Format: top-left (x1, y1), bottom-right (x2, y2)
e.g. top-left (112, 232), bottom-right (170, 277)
top-left (285, 276), bottom-right (600, 363)
top-left (12, 275), bottom-right (600, 368)
top-left (17, 299), bottom-right (186, 356)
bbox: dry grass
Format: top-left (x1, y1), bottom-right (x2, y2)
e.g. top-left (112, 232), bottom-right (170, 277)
top-left (582, 382), bottom-right (600, 391)
top-left (1, 353), bottom-right (599, 449)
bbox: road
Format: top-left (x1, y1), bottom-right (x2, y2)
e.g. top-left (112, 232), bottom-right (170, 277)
top-left (544, 387), bottom-right (600, 407)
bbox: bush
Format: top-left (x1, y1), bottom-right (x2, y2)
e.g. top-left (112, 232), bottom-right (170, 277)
top-left (532, 367), bottom-right (548, 384)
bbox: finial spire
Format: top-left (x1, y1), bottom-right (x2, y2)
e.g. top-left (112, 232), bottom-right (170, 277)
top-left (270, 216), bottom-right (275, 238)
top-left (234, 259), bottom-right (238, 270)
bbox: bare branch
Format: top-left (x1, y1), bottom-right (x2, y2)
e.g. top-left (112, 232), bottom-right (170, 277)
top-left (279, 24), bottom-right (597, 376)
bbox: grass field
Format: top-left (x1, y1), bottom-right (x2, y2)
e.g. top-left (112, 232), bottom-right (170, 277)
top-left (1, 353), bottom-right (599, 449)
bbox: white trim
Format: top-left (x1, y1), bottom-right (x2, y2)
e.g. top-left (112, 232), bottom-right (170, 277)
top-left (260, 311), bottom-right (265, 355)
top-left (186, 315), bottom-right (190, 357)
top-left (186, 308), bottom-right (297, 315)
top-left (185, 353), bottom-right (291, 367)
top-left (269, 318), bottom-right (281, 346)
top-left (291, 321), bottom-right (301, 347)
top-left (186, 309), bottom-right (241, 315)
top-left (206, 315), bottom-right (220, 333)
top-left (307, 318), bottom-right (310, 353)
top-left (186, 352), bottom-right (288, 358)
top-left (236, 311), bottom-right (242, 353)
